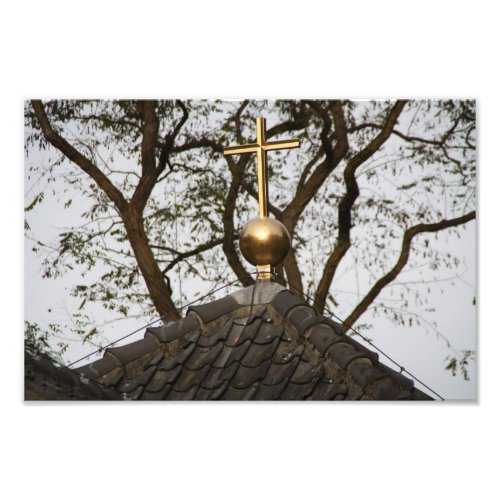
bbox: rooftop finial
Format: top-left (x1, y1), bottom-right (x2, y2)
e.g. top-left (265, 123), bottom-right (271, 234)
top-left (224, 117), bottom-right (300, 280)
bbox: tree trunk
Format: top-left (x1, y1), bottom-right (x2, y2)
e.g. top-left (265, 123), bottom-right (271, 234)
top-left (281, 216), bottom-right (304, 297)
top-left (123, 209), bottom-right (180, 322)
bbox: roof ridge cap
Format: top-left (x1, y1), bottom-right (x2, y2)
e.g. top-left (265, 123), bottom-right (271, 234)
top-left (230, 280), bottom-right (287, 306)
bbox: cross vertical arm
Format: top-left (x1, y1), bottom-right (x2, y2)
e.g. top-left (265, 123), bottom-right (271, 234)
top-left (256, 117), bottom-right (269, 218)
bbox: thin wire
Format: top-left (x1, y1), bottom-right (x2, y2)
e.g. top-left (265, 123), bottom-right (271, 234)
top-left (275, 272), bottom-right (445, 401)
top-left (66, 275), bottom-right (251, 368)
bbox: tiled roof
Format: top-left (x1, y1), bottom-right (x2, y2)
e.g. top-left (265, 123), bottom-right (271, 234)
top-left (63, 281), bottom-right (433, 401)
top-left (24, 350), bottom-right (122, 400)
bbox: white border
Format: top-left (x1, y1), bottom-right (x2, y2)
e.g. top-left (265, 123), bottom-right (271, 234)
top-left (3, 1), bottom-right (498, 498)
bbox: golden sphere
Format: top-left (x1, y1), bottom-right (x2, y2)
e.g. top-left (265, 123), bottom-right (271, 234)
top-left (239, 217), bottom-right (291, 266)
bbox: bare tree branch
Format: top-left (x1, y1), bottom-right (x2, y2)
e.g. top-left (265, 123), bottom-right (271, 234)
top-left (222, 155), bottom-right (254, 286)
top-left (30, 100), bottom-right (128, 214)
top-left (235, 100), bottom-right (249, 142)
top-left (348, 112), bottom-right (464, 147)
top-left (284, 100), bottom-right (349, 229)
top-left (282, 100), bottom-right (350, 296)
top-left (132, 101), bottom-right (191, 212)
top-left (31, 99), bottom-right (181, 322)
top-left (157, 235), bottom-right (237, 275)
top-left (172, 138), bottom-right (223, 154)
top-left (296, 145), bottom-right (327, 193)
top-left (137, 100), bottom-right (159, 176)
top-left (315, 100), bottom-right (408, 310)
top-left (158, 99), bottom-right (189, 172)
top-left (341, 211), bottom-right (476, 331)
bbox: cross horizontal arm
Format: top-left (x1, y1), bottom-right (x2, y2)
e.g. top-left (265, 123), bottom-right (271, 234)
top-left (262, 139), bottom-right (300, 152)
top-left (223, 143), bottom-right (260, 155)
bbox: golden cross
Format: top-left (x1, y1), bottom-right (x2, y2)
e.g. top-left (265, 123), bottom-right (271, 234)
top-left (224, 117), bottom-right (300, 218)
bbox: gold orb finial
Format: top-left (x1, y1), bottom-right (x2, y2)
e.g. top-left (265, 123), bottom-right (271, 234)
top-left (239, 217), bottom-right (291, 269)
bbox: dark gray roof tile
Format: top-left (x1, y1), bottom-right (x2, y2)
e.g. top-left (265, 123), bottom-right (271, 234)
top-left (241, 337), bottom-right (280, 368)
top-left (376, 364), bottom-right (415, 391)
top-left (124, 385), bottom-right (144, 400)
top-left (188, 295), bottom-right (240, 323)
top-left (106, 335), bottom-right (159, 366)
top-left (281, 377), bottom-right (320, 400)
top-left (200, 361), bottom-right (239, 390)
top-left (192, 387), bottom-right (214, 400)
top-left (78, 353), bottom-right (119, 378)
top-left (253, 321), bottom-right (284, 345)
top-left (290, 360), bottom-right (325, 384)
top-left (118, 365), bottom-right (157, 393)
top-left (324, 318), bottom-right (344, 335)
top-left (262, 356), bottom-right (300, 386)
top-left (300, 315), bottom-right (344, 337)
top-left (146, 352), bottom-right (165, 367)
top-left (136, 364), bottom-right (157, 386)
top-left (147, 314), bottom-right (199, 343)
top-left (180, 329), bottom-right (201, 346)
top-left (142, 385), bottom-right (172, 400)
top-left (308, 323), bottom-right (343, 355)
top-left (185, 342), bottom-right (224, 370)
top-left (308, 379), bottom-right (347, 400)
top-left (208, 379), bottom-right (230, 399)
top-left (326, 342), bottom-right (372, 369)
top-left (410, 388), bottom-right (433, 400)
top-left (74, 363), bottom-right (95, 379)
top-left (101, 368), bottom-right (124, 388)
top-left (272, 342), bottom-right (304, 364)
top-left (224, 382), bottom-right (260, 400)
top-left (271, 290), bottom-right (307, 317)
top-left (225, 316), bottom-right (264, 346)
top-left (213, 339), bottom-right (252, 369)
top-left (335, 334), bottom-right (380, 363)
top-left (175, 364), bottom-right (211, 392)
top-left (288, 305), bottom-right (318, 334)
top-left (158, 341), bottom-right (196, 371)
top-left (370, 378), bottom-right (405, 400)
top-left (166, 385), bottom-right (199, 401)
top-left (349, 359), bottom-right (386, 390)
top-left (231, 358), bottom-right (272, 389)
top-left (147, 364), bottom-right (183, 391)
top-left (254, 378), bottom-right (289, 400)
top-left (197, 320), bottom-right (233, 347)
